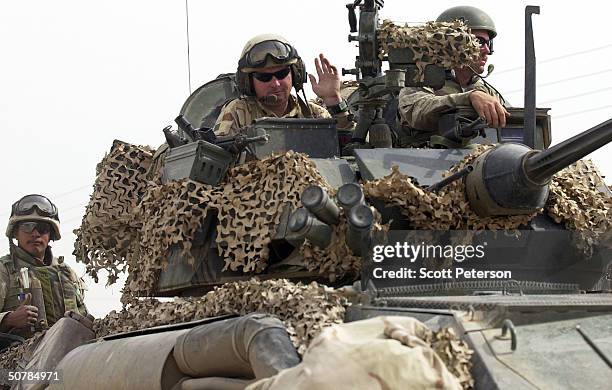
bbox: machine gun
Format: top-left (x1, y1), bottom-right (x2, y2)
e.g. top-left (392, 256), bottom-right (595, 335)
top-left (173, 115), bottom-right (269, 155)
top-left (344, 2), bottom-right (549, 151)
top-left (162, 115), bottom-right (269, 185)
top-left (342, 0), bottom-right (446, 151)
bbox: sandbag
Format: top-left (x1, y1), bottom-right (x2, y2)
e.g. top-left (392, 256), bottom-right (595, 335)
top-left (246, 316), bottom-right (462, 390)
top-left (15, 312), bottom-right (95, 390)
top-left (173, 313), bottom-right (300, 380)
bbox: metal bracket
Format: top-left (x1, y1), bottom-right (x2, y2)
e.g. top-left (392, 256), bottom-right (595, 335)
top-left (496, 319), bottom-right (518, 351)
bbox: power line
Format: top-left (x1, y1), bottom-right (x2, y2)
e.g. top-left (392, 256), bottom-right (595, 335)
top-left (185, 0), bottom-right (192, 95)
top-left (0, 184), bottom-right (92, 218)
top-left (503, 68), bottom-right (612, 95)
top-left (555, 105), bottom-right (612, 119)
top-left (494, 43), bottom-right (612, 75)
top-left (52, 184), bottom-right (92, 200)
top-left (540, 86), bottom-right (612, 105)
top-left (60, 203), bottom-right (88, 214)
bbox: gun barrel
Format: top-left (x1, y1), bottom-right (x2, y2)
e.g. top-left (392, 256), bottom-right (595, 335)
top-left (427, 165), bottom-right (473, 192)
top-left (301, 185), bottom-right (340, 225)
top-left (337, 183), bottom-right (365, 212)
top-left (524, 118), bottom-right (612, 184)
top-left (345, 204), bottom-right (374, 256)
top-left (287, 208), bottom-right (332, 249)
top-left (174, 115), bottom-right (198, 141)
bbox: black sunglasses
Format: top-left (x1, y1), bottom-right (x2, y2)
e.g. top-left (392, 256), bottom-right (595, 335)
top-left (18, 221), bottom-right (52, 235)
top-left (475, 36), bottom-right (492, 48)
top-left (252, 67), bottom-right (291, 82)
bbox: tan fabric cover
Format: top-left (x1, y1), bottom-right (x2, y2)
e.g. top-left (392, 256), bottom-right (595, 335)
top-left (246, 316), bottom-right (462, 390)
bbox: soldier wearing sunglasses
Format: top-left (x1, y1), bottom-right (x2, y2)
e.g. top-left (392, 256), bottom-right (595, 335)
top-left (0, 194), bottom-right (89, 339)
top-left (214, 34), bottom-right (353, 137)
top-left (397, 6), bottom-right (509, 147)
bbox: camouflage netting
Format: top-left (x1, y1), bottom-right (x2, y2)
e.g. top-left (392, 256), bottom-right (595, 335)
top-left (0, 282), bottom-right (473, 389)
top-left (378, 19), bottom-right (481, 82)
top-left (427, 328), bottom-right (474, 389)
top-left (0, 331), bottom-right (45, 373)
top-left (386, 324), bottom-right (473, 389)
top-left (216, 152), bottom-right (332, 273)
top-left (546, 160), bottom-right (612, 256)
top-left (96, 279), bottom-right (347, 355)
top-left (364, 145), bottom-right (537, 230)
top-left (75, 145), bottom-right (356, 298)
top-left (365, 146), bottom-right (610, 258)
top-left (73, 140), bottom-right (154, 285)
top-left (127, 179), bottom-right (218, 297)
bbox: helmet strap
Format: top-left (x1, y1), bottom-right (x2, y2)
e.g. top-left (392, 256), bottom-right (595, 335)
top-left (297, 90), bottom-right (313, 118)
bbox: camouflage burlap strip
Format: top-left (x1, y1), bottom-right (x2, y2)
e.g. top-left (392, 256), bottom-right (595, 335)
top-left (73, 140), bottom-right (154, 285)
top-left (377, 19), bottom-right (481, 82)
top-left (96, 279), bottom-right (348, 355)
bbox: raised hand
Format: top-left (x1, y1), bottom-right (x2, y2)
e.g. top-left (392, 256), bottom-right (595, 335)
top-left (308, 54), bottom-right (342, 106)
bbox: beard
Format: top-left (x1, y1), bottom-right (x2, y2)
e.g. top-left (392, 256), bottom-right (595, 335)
top-left (259, 91), bottom-right (290, 108)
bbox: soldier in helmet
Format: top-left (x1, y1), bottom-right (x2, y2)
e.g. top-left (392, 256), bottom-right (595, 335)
top-left (214, 34), bottom-right (353, 136)
top-left (397, 6), bottom-right (509, 147)
top-left (0, 194), bottom-right (89, 339)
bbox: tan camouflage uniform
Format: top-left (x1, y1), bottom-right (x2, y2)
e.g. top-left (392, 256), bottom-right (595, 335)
top-left (0, 244), bottom-right (88, 339)
top-left (214, 94), bottom-right (353, 136)
top-left (396, 76), bottom-right (503, 147)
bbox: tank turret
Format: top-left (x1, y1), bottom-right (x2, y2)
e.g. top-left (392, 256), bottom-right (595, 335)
top-left (466, 118), bottom-right (612, 216)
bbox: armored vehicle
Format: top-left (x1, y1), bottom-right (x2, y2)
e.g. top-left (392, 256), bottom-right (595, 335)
top-left (6, 1), bottom-right (611, 389)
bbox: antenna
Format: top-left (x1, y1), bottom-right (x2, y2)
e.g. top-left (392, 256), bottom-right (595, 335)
top-left (185, 0), bottom-right (192, 95)
top-left (524, 6), bottom-right (540, 148)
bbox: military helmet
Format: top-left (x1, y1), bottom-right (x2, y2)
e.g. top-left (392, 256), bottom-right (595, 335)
top-left (6, 194), bottom-right (61, 240)
top-left (236, 34), bottom-right (307, 96)
top-left (436, 6), bottom-right (497, 39)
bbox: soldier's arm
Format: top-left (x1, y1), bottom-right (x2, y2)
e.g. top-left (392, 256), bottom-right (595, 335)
top-left (0, 265), bottom-right (13, 332)
top-left (397, 87), bottom-right (473, 132)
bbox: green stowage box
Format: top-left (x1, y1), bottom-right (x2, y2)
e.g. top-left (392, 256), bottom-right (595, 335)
top-left (163, 140), bottom-right (234, 185)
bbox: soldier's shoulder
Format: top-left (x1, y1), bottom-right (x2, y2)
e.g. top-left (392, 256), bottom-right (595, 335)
top-left (57, 261), bottom-right (79, 279)
top-left (221, 96), bottom-right (253, 113)
top-left (0, 255), bottom-right (12, 277)
top-left (398, 87), bottom-right (436, 105)
top-left (0, 254), bottom-right (12, 266)
top-left (399, 86), bottom-right (435, 96)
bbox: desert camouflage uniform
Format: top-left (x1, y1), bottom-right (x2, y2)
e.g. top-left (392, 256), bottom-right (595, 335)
top-left (0, 244), bottom-right (88, 339)
top-left (214, 95), bottom-right (353, 137)
top-left (396, 76), bottom-right (504, 147)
